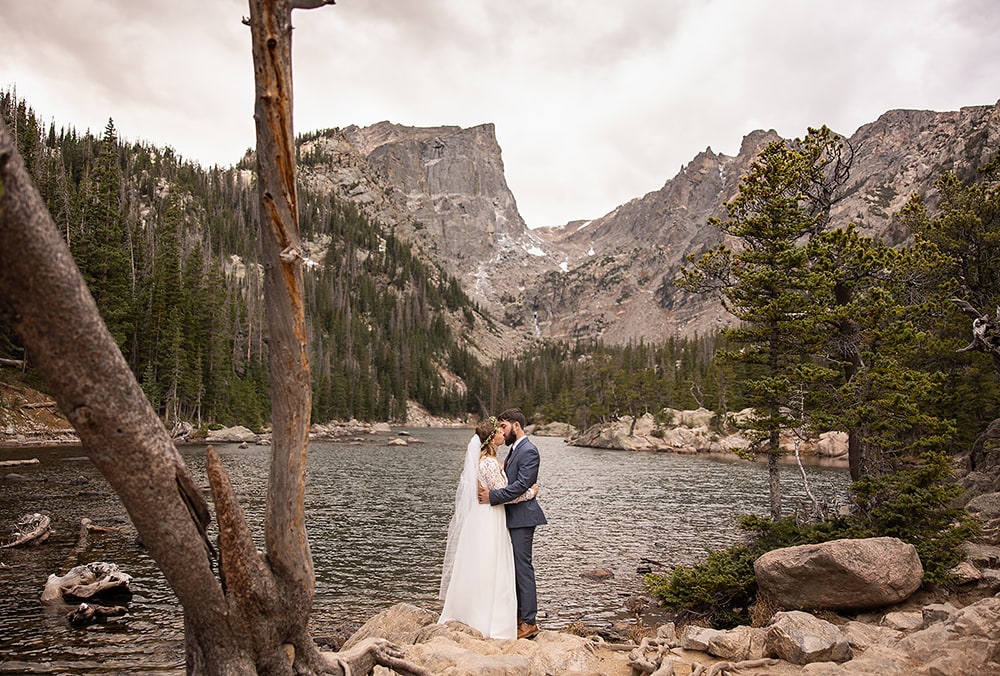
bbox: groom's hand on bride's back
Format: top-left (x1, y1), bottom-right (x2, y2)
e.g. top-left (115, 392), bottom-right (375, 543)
top-left (477, 481), bottom-right (489, 504)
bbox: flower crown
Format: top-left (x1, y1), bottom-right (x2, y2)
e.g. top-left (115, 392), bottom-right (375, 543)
top-left (480, 416), bottom-right (501, 451)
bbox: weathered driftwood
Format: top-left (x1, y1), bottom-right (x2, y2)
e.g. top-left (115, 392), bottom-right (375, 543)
top-left (705, 658), bottom-right (779, 676)
top-left (625, 632), bottom-right (782, 676)
top-left (41, 562), bottom-right (133, 605)
top-left (954, 298), bottom-right (1000, 372)
top-left (19, 401), bottom-right (57, 409)
top-left (67, 602), bottom-right (128, 627)
top-left (1, 512), bottom-right (51, 548)
top-left (629, 636), bottom-right (674, 674)
top-left (70, 518), bottom-right (126, 557)
top-left (319, 639), bottom-right (430, 676)
top-left (0, 457), bottom-right (40, 466)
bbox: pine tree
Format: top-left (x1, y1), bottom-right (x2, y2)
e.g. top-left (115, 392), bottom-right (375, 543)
top-left (679, 128), bottom-right (848, 518)
top-left (75, 119), bottom-right (135, 349)
top-left (897, 162), bottom-right (1000, 445)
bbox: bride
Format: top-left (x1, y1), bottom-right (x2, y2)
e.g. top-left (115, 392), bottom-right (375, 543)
top-left (438, 417), bottom-right (538, 639)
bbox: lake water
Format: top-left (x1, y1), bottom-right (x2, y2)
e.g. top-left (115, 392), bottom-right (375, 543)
top-left (0, 428), bottom-right (851, 674)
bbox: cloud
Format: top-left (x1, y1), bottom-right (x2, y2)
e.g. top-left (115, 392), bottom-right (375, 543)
top-left (4, 0), bottom-right (999, 227)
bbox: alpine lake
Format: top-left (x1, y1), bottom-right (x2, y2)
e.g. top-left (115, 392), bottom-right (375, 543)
top-left (0, 427), bottom-right (851, 674)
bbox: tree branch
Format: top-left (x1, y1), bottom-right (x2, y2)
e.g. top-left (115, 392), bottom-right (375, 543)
top-left (951, 298), bottom-right (1000, 377)
top-left (319, 638), bottom-right (431, 676)
top-left (206, 446), bottom-right (277, 612)
top-left (290, 0), bottom-right (336, 9)
top-left (0, 118), bottom-right (234, 655)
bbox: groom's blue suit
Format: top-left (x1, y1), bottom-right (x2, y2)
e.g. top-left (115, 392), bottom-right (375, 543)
top-left (489, 436), bottom-right (547, 626)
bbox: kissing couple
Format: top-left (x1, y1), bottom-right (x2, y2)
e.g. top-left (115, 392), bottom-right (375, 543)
top-left (437, 408), bottom-right (547, 640)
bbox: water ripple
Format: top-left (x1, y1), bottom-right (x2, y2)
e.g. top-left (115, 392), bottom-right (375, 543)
top-left (0, 429), bottom-right (850, 672)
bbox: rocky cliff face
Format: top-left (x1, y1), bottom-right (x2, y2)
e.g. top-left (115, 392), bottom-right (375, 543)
top-left (299, 101), bottom-right (1000, 351)
top-left (344, 122), bottom-right (526, 259)
top-left (523, 102), bottom-right (1000, 343)
top-left (297, 121), bottom-right (542, 336)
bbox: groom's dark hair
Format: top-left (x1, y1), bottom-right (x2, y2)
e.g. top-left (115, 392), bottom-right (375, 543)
top-left (498, 407), bottom-right (527, 429)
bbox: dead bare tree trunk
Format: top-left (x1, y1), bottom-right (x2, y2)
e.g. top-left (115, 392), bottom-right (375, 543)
top-left (0, 118), bottom-right (244, 671)
top-left (242, 0), bottom-right (318, 658)
top-left (0, 2), bottom-right (429, 672)
top-left (954, 298), bottom-right (1000, 376)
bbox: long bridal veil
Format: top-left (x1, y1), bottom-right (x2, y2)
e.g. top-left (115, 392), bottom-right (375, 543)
top-left (439, 433), bottom-right (480, 600)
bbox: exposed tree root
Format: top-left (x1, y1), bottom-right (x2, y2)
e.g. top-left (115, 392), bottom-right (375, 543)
top-left (319, 638), bottom-right (430, 676)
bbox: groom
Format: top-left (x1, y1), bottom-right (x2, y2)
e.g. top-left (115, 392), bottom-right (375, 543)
top-left (478, 407), bottom-right (547, 639)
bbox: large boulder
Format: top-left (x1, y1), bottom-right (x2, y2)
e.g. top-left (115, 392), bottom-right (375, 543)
top-left (205, 425), bottom-right (258, 443)
top-left (707, 624), bottom-right (768, 661)
top-left (679, 625), bottom-right (723, 652)
top-left (668, 407), bottom-right (715, 428)
top-left (530, 421), bottom-right (577, 438)
top-left (965, 491), bottom-right (1000, 518)
top-left (765, 610), bottom-right (853, 664)
top-left (340, 602), bottom-right (438, 651)
top-left (754, 537), bottom-right (923, 611)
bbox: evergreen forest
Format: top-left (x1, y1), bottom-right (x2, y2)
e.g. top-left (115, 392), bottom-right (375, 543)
top-left (0, 91), bottom-right (732, 431)
top-left (8, 87), bottom-right (1000, 634)
top-left (4, 90), bottom-right (1000, 463)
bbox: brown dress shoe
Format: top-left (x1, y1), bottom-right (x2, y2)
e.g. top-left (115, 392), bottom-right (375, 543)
top-left (517, 622), bottom-right (539, 639)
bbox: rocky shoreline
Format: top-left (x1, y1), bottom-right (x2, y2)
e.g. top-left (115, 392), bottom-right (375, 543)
top-left (319, 567), bottom-right (1000, 675)
top-left (6, 392), bottom-right (1000, 673)
top-left (2, 381), bottom-right (848, 472)
top-left (319, 501), bottom-right (1000, 675)
top-left (561, 407), bottom-right (849, 467)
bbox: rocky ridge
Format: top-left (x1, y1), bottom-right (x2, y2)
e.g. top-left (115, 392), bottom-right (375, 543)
top-left (305, 101), bottom-right (1000, 347)
top-left (0, 380), bottom-right (76, 446)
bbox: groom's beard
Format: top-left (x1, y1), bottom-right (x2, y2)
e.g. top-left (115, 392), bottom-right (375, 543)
top-left (504, 430), bottom-right (516, 446)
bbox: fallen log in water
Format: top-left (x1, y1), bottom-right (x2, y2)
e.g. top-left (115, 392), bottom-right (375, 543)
top-left (41, 561), bottom-right (133, 605)
top-left (0, 458), bottom-right (40, 467)
top-left (1, 512), bottom-right (51, 548)
top-left (71, 517), bottom-right (126, 556)
top-left (67, 602), bottom-right (129, 627)
top-left (18, 401), bottom-right (57, 409)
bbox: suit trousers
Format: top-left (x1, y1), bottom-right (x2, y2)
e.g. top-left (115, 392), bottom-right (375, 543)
top-left (509, 525), bottom-right (538, 624)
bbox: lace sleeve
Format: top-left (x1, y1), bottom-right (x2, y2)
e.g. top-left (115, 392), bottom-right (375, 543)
top-left (478, 457), bottom-right (507, 490)
top-left (509, 486), bottom-right (536, 503)
top-left (479, 457), bottom-right (535, 505)
top-left (479, 457), bottom-right (535, 501)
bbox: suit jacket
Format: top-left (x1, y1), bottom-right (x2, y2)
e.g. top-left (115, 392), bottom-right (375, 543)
top-left (489, 436), bottom-right (547, 529)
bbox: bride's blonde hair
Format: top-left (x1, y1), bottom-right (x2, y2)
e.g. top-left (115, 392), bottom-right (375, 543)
top-left (475, 416), bottom-right (501, 457)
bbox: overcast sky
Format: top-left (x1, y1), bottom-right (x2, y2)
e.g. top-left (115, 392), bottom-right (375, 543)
top-left (4, 1), bottom-right (999, 228)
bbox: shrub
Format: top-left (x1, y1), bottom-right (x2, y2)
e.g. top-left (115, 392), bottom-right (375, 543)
top-left (645, 450), bottom-right (979, 627)
top-left (849, 451), bottom-right (980, 584)
top-left (645, 544), bottom-right (759, 627)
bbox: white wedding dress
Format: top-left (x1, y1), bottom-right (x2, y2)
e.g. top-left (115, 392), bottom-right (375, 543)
top-left (438, 436), bottom-right (518, 639)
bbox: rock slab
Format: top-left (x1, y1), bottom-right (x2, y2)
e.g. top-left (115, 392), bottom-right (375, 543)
top-left (754, 537), bottom-right (923, 611)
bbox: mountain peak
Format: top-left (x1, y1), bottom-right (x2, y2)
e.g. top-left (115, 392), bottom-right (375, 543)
top-left (310, 101), bottom-right (1000, 346)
